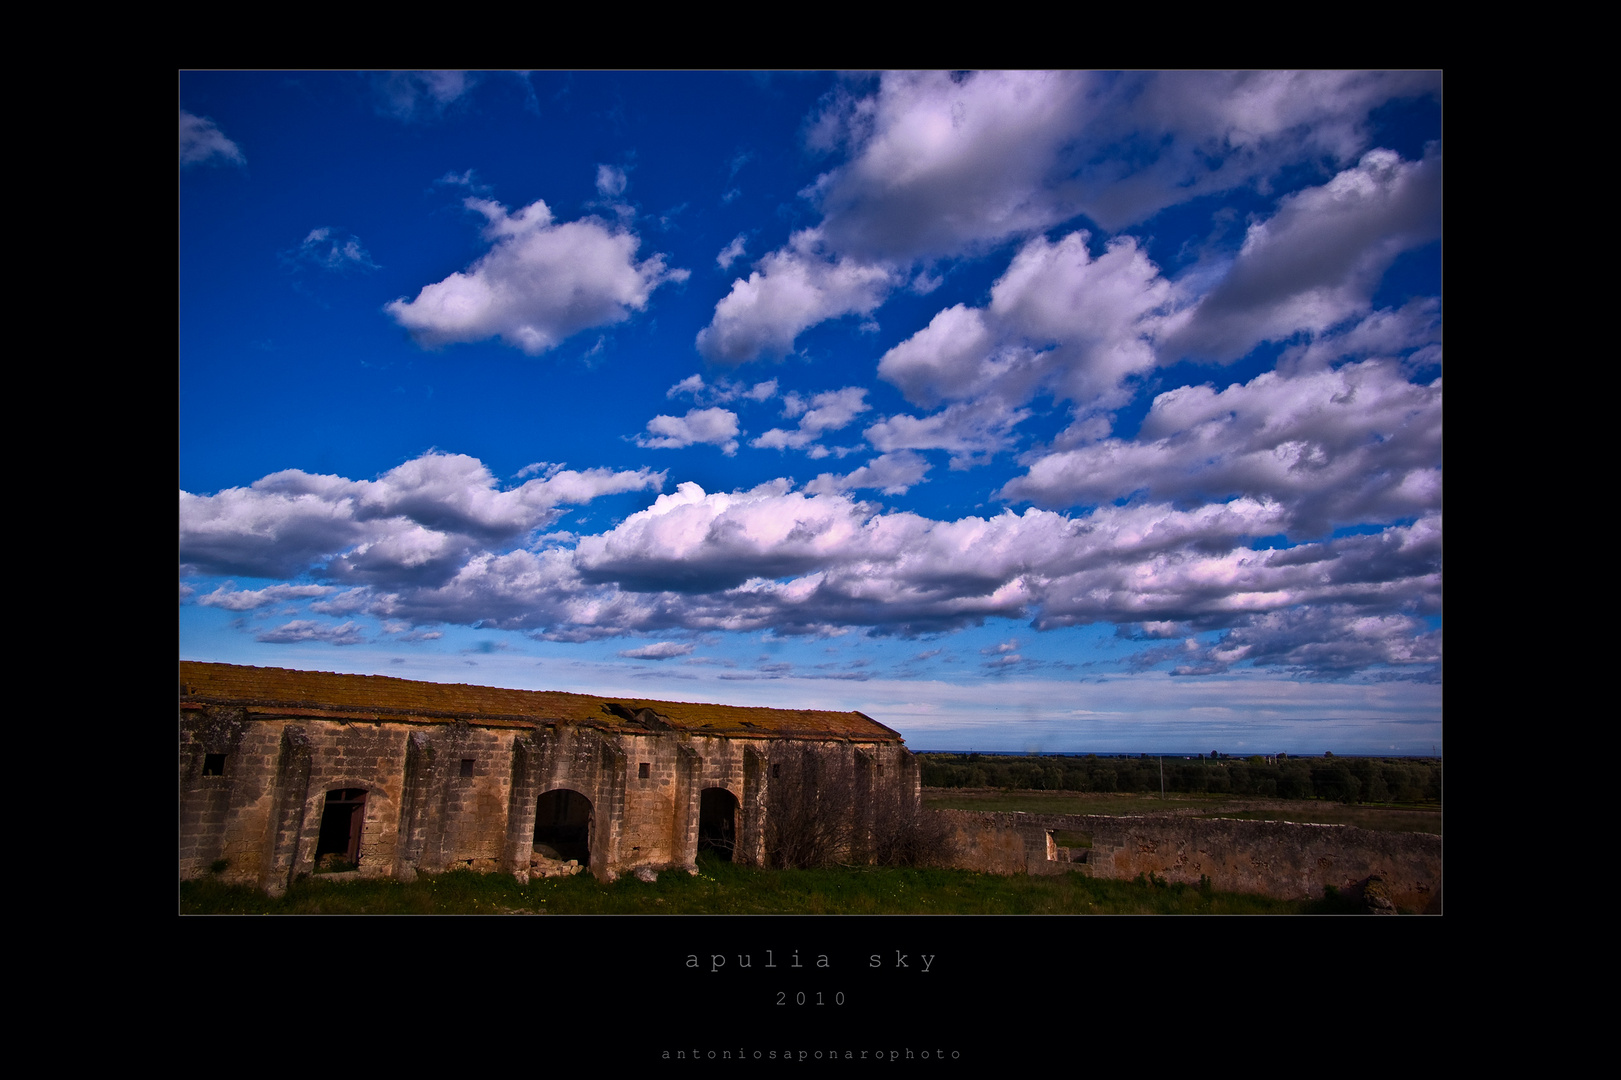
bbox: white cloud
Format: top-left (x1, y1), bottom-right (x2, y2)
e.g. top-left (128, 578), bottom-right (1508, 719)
top-left (806, 70), bottom-right (1095, 262)
top-left (804, 451), bottom-right (930, 496)
top-left (255, 620), bottom-right (367, 645)
top-left (565, 482), bottom-right (1429, 640)
top-left (373, 71), bottom-right (474, 121)
top-left (199, 583), bottom-right (335, 611)
top-left (701, 70), bottom-right (1438, 364)
top-left (1073, 70), bottom-right (1439, 230)
top-left (864, 398), bottom-right (1030, 469)
top-left (184, 460), bottom-right (1439, 672)
top-left (696, 229), bottom-right (897, 363)
top-left (667, 374), bottom-right (707, 399)
top-left (1147, 605), bottom-right (1441, 679)
top-left (716, 234), bottom-right (747, 270)
top-left (635, 408), bottom-right (741, 455)
top-left (874, 303), bottom-right (997, 409)
top-left (180, 451), bottom-right (663, 579)
top-left (386, 197), bottom-right (689, 355)
top-left (665, 374), bottom-right (778, 406)
top-left (596, 164), bottom-right (628, 197)
top-left (1000, 359), bottom-right (1441, 533)
top-left (284, 227), bottom-right (378, 273)
top-left (617, 641), bottom-right (695, 659)
top-left (1165, 146), bottom-right (1443, 363)
top-left (750, 387), bottom-right (868, 452)
top-left (1279, 298), bottom-right (1442, 374)
top-left (179, 110), bottom-right (244, 168)
top-left (434, 168), bottom-right (487, 191)
top-left (879, 231), bottom-right (1175, 421)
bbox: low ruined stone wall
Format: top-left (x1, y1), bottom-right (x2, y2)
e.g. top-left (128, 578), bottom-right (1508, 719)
top-left (933, 809), bottom-right (1441, 911)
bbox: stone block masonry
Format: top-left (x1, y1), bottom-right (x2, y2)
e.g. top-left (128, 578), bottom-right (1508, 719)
top-left (179, 662), bottom-right (918, 895)
top-left (934, 809), bottom-right (1441, 911)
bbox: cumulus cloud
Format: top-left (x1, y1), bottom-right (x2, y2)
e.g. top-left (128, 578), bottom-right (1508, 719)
top-left (386, 196), bottom-right (688, 355)
top-left (1279, 298), bottom-right (1442, 374)
top-left (183, 455), bottom-right (1439, 673)
top-left (879, 230), bottom-right (1175, 419)
top-left (716, 234), bottom-right (747, 270)
top-left (804, 451), bottom-right (930, 496)
top-left (806, 70), bottom-right (1438, 254)
top-left (750, 387), bottom-right (868, 453)
top-left (696, 229), bottom-right (898, 363)
top-left (1000, 359), bottom-right (1441, 533)
top-left (865, 152), bottom-right (1440, 468)
top-left (179, 110), bottom-right (244, 168)
top-left (865, 398), bottom-right (1030, 469)
top-left (1129, 605), bottom-right (1440, 680)
top-left (198, 583), bottom-right (335, 611)
top-left (1165, 146), bottom-right (1443, 363)
top-left (805, 70), bottom-right (1095, 262)
top-left (699, 71), bottom-right (1438, 361)
top-left (180, 451), bottom-right (663, 579)
top-left (1202, 605), bottom-right (1440, 679)
top-left (636, 408), bottom-right (741, 455)
top-left (665, 374), bottom-right (776, 405)
top-left (1071, 70), bottom-right (1439, 230)
top-left (255, 620), bottom-right (367, 645)
top-left (1033, 512), bottom-right (1441, 631)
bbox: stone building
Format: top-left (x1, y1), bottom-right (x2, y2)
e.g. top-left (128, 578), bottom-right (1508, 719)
top-left (179, 661), bottom-right (918, 893)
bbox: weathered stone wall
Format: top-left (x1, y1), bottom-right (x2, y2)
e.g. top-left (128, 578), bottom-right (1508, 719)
top-left (935, 811), bottom-right (1032, 875)
top-left (934, 809), bottom-right (1441, 911)
top-left (180, 708), bottom-right (917, 894)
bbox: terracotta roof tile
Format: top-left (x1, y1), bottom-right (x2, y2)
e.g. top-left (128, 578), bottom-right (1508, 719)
top-left (178, 661), bottom-right (904, 742)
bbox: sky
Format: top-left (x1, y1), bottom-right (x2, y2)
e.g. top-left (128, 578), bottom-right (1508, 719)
top-left (179, 71), bottom-right (1442, 755)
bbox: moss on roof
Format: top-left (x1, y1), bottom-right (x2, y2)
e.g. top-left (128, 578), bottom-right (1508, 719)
top-left (178, 661), bottom-right (903, 742)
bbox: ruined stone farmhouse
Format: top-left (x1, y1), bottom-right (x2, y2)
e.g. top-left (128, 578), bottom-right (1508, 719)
top-left (179, 661), bottom-right (918, 893)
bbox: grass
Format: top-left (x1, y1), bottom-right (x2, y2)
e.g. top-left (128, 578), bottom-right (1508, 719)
top-left (922, 788), bottom-right (1441, 835)
top-left (180, 854), bottom-right (1365, 915)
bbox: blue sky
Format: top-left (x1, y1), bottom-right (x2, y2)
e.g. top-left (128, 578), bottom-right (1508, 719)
top-left (179, 71), bottom-right (1442, 754)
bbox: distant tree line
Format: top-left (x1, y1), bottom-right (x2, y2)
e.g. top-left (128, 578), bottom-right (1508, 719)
top-left (917, 753), bottom-right (1440, 804)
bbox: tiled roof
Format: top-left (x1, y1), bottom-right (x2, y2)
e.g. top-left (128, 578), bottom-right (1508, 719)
top-left (178, 661), bottom-right (904, 742)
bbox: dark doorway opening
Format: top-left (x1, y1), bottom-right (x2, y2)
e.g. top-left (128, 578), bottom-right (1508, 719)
top-left (534, 789), bottom-right (593, 866)
top-left (698, 787), bottom-right (739, 861)
top-left (315, 788), bottom-right (366, 871)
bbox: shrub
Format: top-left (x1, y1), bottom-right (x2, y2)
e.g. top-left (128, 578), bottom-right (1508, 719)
top-left (765, 748), bottom-right (949, 870)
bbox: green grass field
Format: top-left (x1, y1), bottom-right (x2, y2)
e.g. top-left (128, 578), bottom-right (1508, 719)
top-left (921, 788), bottom-right (1442, 834)
top-left (180, 853), bottom-right (1369, 915)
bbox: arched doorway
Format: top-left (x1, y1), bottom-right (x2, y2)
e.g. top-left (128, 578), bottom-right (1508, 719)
top-left (698, 787), bottom-right (739, 861)
top-left (534, 789), bottom-right (593, 866)
top-left (315, 787), bottom-right (366, 872)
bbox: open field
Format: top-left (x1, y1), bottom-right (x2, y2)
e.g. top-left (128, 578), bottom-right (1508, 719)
top-left (179, 855), bottom-right (1369, 915)
top-left (922, 788), bottom-right (1442, 835)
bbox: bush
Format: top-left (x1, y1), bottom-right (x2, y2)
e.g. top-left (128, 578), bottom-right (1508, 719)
top-left (765, 748), bottom-right (949, 870)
